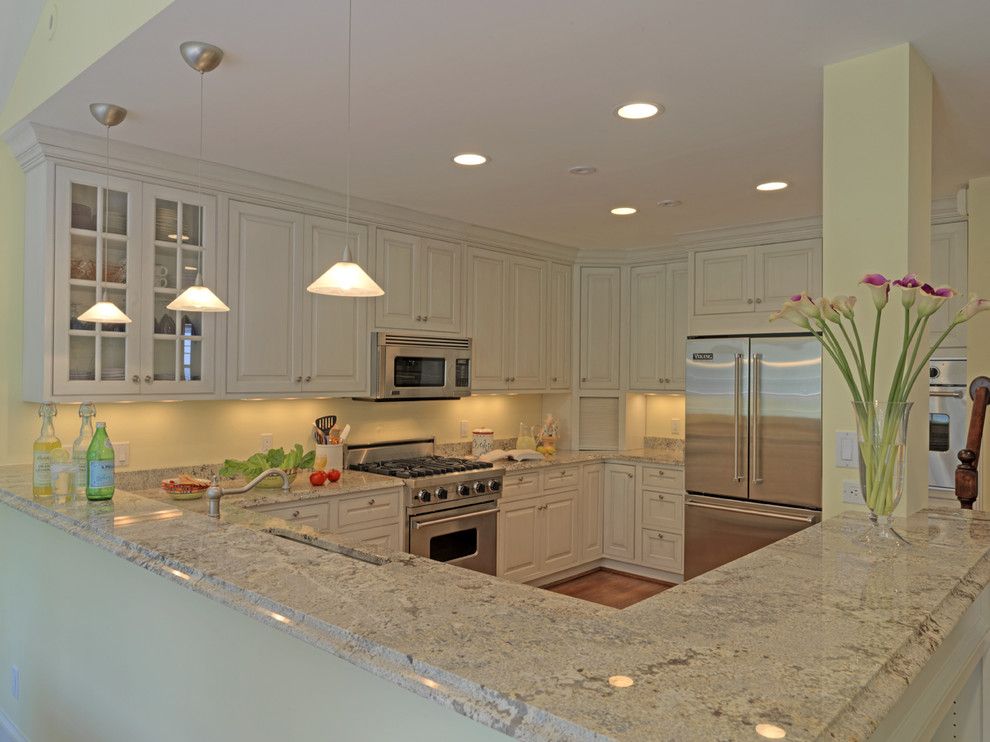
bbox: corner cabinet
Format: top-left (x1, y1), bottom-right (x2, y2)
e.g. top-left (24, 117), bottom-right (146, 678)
top-left (226, 201), bottom-right (369, 396)
top-left (27, 165), bottom-right (220, 401)
top-left (547, 262), bottom-right (572, 389)
top-left (629, 259), bottom-right (688, 391)
top-left (579, 266), bottom-right (621, 390)
top-left (929, 221), bottom-right (968, 351)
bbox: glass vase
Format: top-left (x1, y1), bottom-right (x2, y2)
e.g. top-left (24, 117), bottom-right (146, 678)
top-left (851, 401), bottom-right (913, 544)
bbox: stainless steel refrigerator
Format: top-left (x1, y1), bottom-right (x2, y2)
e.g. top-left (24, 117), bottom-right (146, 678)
top-left (684, 334), bottom-right (822, 579)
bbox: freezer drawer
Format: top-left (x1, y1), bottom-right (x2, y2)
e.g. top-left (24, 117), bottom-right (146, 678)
top-left (684, 495), bottom-right (819, 580)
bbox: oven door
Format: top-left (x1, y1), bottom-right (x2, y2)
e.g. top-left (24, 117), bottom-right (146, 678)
top-left (408, 501), bottom-right (498, 575)
top-left (929, 387), bottom-right (967, 490)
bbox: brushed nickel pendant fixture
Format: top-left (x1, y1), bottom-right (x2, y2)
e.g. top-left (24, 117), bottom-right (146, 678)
top-left (79, 103), bottom-right (132, 324)
top-left (168, 41), bottom-right (230, 313)
top-left (307, 0), bottom-right (384, 297)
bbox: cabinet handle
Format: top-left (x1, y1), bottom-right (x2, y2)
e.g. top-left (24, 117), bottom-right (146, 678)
top-left (368, 498), bottom-right (376, 506)
top-left (581, 377), bottom-right (588, 382)
top-left (552, 376), bottom-right (558, 382)
top-left (627, 473), bottom-right (634, 479)
top-left (656, 532), bottom-right (664, 539)
top-left (665, 378), bottom-right (671, 383)
top-left (131, 374), bottom-right (140, 384)
top-left (658, 470), bottom-right (664, 476)
top-left (144, 375), bottom-right (152, 384)
top-left (561, 470), bottom-right (567, 476)
top-left (510, 376), bottom-right (516, 382)
top-left (423, 316), bottom-right (429, 321)
top-left (657, 494), bottom-right (664, 500)
top-left (292, 510), bottom-right (300, 518)
top-left (295, 376), bottom-right (302, 383)
top-left (305, 376), bottom-right (311, 383)
top-left (755, 297), bottom-right (763, 304)
top-left (747, 298), bottom-right (754, 304)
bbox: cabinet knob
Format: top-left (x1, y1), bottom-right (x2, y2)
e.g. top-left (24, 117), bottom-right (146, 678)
top-left (416, 315), bottom-right (423, 321)
top-left (656, 532), bottom-right (664, 539)
top-left (305, 376), bottom-right (311, 383)
top-left (368, 498), bottom-right (376, 506)
top-left (132, 374), bottom-right (140, 384)
top-left (627, 472), bottom-right (634, 479)
top-left (581, 377), bottom-right (588, 383)
top-left (291, 510), bottom-right (300, 518)
top-left (755, 297), bottom-right (763, 304)
top-left (295, 376), bottom-right (302, 383)
top-left (657, 494), bottom-right (664, 500)
top-left (423, 316), bottom-right (429, 322)
top-left (510, 376), bottom-right (516, 382)
top-left (747, 298), bottom-right (754, 304)
top-left (552, 377), bottom-right (558, 382)
top-left (144, 375), bottom-right (152, 384)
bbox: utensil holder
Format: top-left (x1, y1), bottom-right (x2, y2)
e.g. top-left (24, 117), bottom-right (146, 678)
top-left (315, 444), bottom-right (344, 472)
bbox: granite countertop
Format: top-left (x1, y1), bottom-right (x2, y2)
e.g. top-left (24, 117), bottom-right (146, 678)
top-left (495, 448), bottom-right (683, 473)
top-left (4, 458), bottom-right (990, 740)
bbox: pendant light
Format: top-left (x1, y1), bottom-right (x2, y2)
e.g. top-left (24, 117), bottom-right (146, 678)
top-left (79, 103), bottom-right (133, 324)
top-left (307, 0), bottom-right (384, 297)
top-left (167, 41), bottom-right (230, 313)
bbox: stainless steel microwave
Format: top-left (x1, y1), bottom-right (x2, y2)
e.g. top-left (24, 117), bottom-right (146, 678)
top-left (360, 333), bottom-right (472, 401)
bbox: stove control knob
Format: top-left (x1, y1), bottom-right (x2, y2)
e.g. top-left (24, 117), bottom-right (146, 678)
top-left (416, 489), bottom-right (432, 503)
top-left (473, 481), bottom-right (487, 494)
top-left (456, 484), bottom-right (470, 497)
top-left (435, 487), bottom-right (448, 500)
top-left (487, 480), bottom-right (501, 493)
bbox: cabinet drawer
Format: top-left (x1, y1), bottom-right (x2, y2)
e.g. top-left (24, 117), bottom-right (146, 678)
top-left (337, 489), bottom-right (401, 528)
top-left (640, 529), bottom-right (684, 573)
top-left (502, 471), bottom-right (541, 499)
top-left (640, 465), bottom-right (684, 492)
top-left (641, 490), bottom-right (684, 533)
top-left (259, 501), bottom-right (330, 530)
top-left (335, 521), bottom-right (402, 552)
top-left (542, 466), bottom-right (579, 492)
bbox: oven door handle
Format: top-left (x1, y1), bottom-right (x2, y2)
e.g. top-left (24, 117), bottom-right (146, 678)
top-left (929, 390), bottom-right (965, 398)
top-left (412, 508), bottom-right (500, 529)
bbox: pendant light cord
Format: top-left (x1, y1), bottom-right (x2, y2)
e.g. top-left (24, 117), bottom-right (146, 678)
top-left (199, 71), bottom-right (205, 200)
top-left (103, 123), bottom-right (110, 302)
top-left (344, 0), bottom-right (352, 259)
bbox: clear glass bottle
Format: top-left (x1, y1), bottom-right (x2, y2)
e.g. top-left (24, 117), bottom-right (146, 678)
top-left (72, 402), bottom-right (96, 497)
top-left (85, 422), bottom-right (115, 501)
top-left (32, 403), bottom-right (61, 496)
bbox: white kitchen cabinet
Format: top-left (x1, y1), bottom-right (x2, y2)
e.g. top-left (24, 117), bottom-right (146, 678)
top-left (580, 464), bottom-right (604, 562)
top-left (499, 495), bottom-right (542, 581)
top-left (507, 256), bottom-right (546, 389)
top-left (640, 528), bottom-right (684, 573)
top-left (666, 261), bottom-right (690, 389)
top-left (540, 489), bottom-right (580, 574)
top-left (603, 464), bottom-right (636, 561)
top-left (337, 521), bottom-right (403, 552)
top-left (250, 500), bottom-right (331, 530)
top-left (227, 202), bottom-right (368, 396)
top-left (467, 247), bottom-right (509, 390)
top-left (641, 490), bottom-right (684, 533)
top-left (929, 221), bottom-right (968, 350)
top-left (629, 260), bottom-right (689, 391)
top-left (548, 262), bottom-right (572, 389)
top-left (693, 239), bottom-right (820, 316)
top-left (580, 266), bottom-right (621, 390)
top-left (374, 229), bottom-right (462, 334)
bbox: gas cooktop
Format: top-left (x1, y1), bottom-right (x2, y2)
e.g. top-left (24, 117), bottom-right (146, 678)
top-left (350, 455), bottom-right (494, 479)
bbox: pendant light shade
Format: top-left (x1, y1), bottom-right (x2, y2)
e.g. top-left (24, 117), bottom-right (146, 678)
top-left (167, 274), bottom-right (231, 311)
top-left (307, 245), bottom-right (383, 297)
top-left (78, 298), bottom-right (132, 324)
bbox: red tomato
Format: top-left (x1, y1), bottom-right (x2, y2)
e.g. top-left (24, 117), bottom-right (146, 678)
top-left (326, 469), bottom-right (342, 483)
top-left (309, 470), bottom-right (327, 486)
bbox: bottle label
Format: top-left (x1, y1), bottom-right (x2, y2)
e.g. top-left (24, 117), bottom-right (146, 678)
top-left (33, 452), bottom-right (52, 487)
top-left (88, 460), bottom-right (115, 489)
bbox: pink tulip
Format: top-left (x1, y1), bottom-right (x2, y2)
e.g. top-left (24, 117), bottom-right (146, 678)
top-left (953, 296), bottom-right (990, 323)
top-left (916, 284), bottom-right (956, 318)
top-left (860, 274), bottom-right (890, 310)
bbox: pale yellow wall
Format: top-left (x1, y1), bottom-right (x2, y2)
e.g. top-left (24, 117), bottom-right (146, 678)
top-left (967, 177), bottom-right (990, 509)
top-left (821, 44), bottom-right (932, 518)
top-left (0, 504), bottom-right (504, 741)
top-left (645, 393), bottom-right (685, 439)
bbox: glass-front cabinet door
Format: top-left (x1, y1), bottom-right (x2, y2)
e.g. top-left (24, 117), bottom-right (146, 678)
top-left (53, 166), bottom-right (142, 397)
top-left (141, 185), bottom-right (217, 395)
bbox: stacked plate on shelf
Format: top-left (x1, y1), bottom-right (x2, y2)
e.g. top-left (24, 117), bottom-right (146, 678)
top-left (101, 368), bottom-right (125, 381)
top-left (69, 370), bottom-right (96, 381)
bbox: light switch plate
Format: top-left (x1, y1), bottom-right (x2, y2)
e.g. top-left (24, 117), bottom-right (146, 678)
top-left (842, 480), bottom-right (863, 505)
top-left (459, 420), bottom-right (470, 438)
top-left (670, 418), bottom-right (682, 435)
top-left (835, 431), bottom-right (859, 468)
top-left (114, 441), bottom-right (130, 468)
top-left (259, 433), bottom-right (273, 452)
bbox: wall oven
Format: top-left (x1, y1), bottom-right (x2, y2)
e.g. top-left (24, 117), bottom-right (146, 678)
top-left (361, 333), bottom-right (472, 401)
top-left (930, 359), bottom-right (968, 491)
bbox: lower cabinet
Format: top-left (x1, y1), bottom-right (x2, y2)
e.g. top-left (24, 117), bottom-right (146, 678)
top-left (498, 488), bottom-right (580, 581)
top-left (338, 521), bottom-right (402, 551)
top-left (603, 464), bottom-right (637, 561)
top-left (640, 528), bottom-right (684, 573)
top-left (579, 464), bottom-right (604, 562)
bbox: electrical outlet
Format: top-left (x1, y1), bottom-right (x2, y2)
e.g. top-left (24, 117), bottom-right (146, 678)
top-left (670, 418), bottom-right (682, 436)
top-left (459, 420), bottom-right (470, 438)
top-left (259, 433), bottom-right (273, 452)
top-left (842, 480), bottom-right (863, 505)
top-left (114, 441), bottom-right (130, 468)
top-left (10, 665), bottom-right (19, 701)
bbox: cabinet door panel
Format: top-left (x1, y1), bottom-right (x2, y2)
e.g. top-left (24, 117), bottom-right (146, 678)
top-left (629, 264), bottom-right (666, 390)
top-left (580, 267), bottom-right (621, 389)
top-left (666, 261), bottom-right (689, 389)
top-left (641, 529), bottom-right (683, 573)
top-left (499, 497), bottom-right (541, 581)
top-left (641, 490), bottom-right (684, 533)
top-left (420, 238), bottom-right (462, 333)
top-left (375, 229), bottom-right (419, 330)
top-left (468, 248), bottom-right (508, 390)
top-left (541, 490), bottom-right (579, 573)
top-left (694, 247), bottom-right (753, 315)
top-left (928, 222), bottom-right (968, 349)
top-left (548, 262), bottom-right (572, 389)
top-left (580, 465), bottom-right (604, 561)
top-left (755, 239), bottom-right (821, 309)
top-left (302, 216), bottom-right (368, 393)
top-left (508, 256), bottom-right (546, 389)
top-left (603, 464), bottom-right (636, 561)
top-left (336, 522), bottom-right (402, 552)
top-left (226, 202), bottom-right (303, 393)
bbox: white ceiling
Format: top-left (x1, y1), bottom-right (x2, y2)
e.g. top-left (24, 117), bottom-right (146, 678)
top-left (19, 0), bottom-right (990, 249)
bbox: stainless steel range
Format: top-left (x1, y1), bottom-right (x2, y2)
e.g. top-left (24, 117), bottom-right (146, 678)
top-left (347, 438), bottom-right (503, 575)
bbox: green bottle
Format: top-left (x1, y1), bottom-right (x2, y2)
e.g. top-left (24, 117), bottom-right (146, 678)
top-left (85, 422), bottom-right (115, 501)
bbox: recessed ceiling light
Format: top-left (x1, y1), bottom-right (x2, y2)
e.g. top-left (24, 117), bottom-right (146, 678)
top-left (568, 165), bottom-right (598, 175)
top-left (615, 102), bottom-right (662, 120)
top-left (756, 181), bottom-right (788, 191)
top-left (452, 153), bottom-right (488, 166)
top-left (610, 207), bottom-right (637, 216)
top-left (656, 199), bottom-right (682, 208)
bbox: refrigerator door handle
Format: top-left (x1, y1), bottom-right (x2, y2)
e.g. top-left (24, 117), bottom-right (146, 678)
top-left (687, 499), bottom-right (816, 524)
top-left (752, 352), bottom-right (763, 484)
top-left (733, 353), bottom-right (743, 482)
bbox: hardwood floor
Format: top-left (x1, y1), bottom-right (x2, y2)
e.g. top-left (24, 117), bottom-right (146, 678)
top-left (544, 569), bottom-right (675, 609)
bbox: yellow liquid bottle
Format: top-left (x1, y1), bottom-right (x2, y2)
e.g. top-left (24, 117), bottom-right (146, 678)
top-left (33, 403), bottom-right (62, 497)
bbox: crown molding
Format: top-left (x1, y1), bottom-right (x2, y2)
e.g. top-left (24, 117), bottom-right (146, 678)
top-left (3, 122), bottom-right (578, 263)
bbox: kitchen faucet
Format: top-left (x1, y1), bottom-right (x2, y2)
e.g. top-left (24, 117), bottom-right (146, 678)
top-left (205, 469), bottom-right (291, 518)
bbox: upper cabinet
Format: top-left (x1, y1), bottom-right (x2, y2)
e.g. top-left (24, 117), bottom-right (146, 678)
top-left (547, 262), bottom-right (572, 389)
top-left (374, 229), bottom-right (462, 334)
top-left (226, 201), bottom-right (368, 396)
top-left (929, 221), bottom-right (968, 351)
top-left (467, 247), bottom-right (509, 390)
top-left (629, 259), bottom-right (688, 391)
top-left (579, 266), bottom-right (621, 390)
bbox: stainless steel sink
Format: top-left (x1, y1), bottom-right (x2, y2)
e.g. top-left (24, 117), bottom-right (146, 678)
top-left (264, 528), bottom-right (387, 566)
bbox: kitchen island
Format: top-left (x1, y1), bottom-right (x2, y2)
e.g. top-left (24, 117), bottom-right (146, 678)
top-left (1, 457), bottom-right (988, 741)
